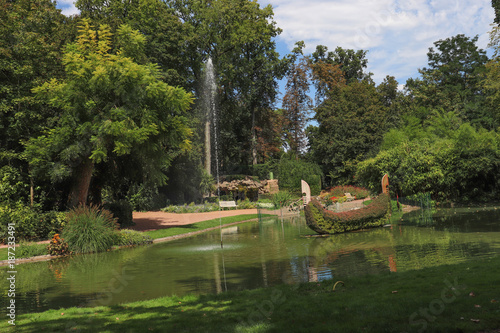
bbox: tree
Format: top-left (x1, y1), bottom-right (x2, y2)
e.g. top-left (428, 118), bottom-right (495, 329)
top-left (0, 0), bottom-right (76, 207)
top-left (25, 20), bottom-right (193, 208)
top-left (281, 43), bottom-right (313, 156)
top-left (309, 80), bottom-right (388, 185)
top-left (483, 26), bottom-right (500, 126)
top-left (493, 0), bottom-right (500, 24)
top-left (312, 45), bottom-right (371, 84)
top-left (407, 34), bottom-right (489, 127)
top-left (170, 0), bottom-right (286, 171)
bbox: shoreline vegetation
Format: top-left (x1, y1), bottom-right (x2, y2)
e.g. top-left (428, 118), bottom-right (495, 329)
top-left (0, 214), bottom-right (270, 264)
top-left (2, 255), bottom-right (499, 332)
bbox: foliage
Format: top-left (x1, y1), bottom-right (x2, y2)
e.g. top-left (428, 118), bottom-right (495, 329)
top-left (0, 0), bottom-right (77, 209)
top-left (0, 203), bottom-right (66, 243)
top-left (356, 123), bottom-right (500, 202)
top-left (406, 34), bottom-right (490, 128)
top-left (162, 203), bottom-right (219, 214)
top-left (25, 19), bottom-right (193, 208)
top-left (281, 43), bottom-right (313, 155)
top-left (277, 156), bottom-right (322, 195)
top-left (311, 45), bottom-right (371, 84)
top-left (47, 233), bottom-right (71, 256)
top-left (323, 186), bottom-right (370, 199)
top-left (494, 0), bottom-right (500, 24)
top-left (236, 198), bottom-right (257, 209)
top-left (103, 200), bottom-right (134, 227)
top-left (304, 193), bottom-right (390, 234)
top-left (113, 229), bottom-right (153, 247)
top-left (309, 80), bottom-right (388, 185)
top-left (62, 205), bottom-right (118, 254)
top-left (272, 190), bottom-right (293, 209)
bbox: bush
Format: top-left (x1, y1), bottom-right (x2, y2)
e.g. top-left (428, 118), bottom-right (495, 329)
top-left (237, 198), bottom-right (256, 209)
top-left (62, 205), bottom-right (118, 254)
top-left (277, 157), bottom-right (323, 195)
top-left (272, 191), bottom-right (293, 209)
top-left (0, 203), bottom-right (66, 243)
top-left (305, 193), bottom-right (391, 234)
top-left (103, 200), bottom-right (134, 227)
top-left (47, 233), bottom-right (71, 256)
top-left (113, 229), bottom-right (153, 247)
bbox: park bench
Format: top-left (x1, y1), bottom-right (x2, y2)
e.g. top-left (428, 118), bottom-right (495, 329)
top-left (219, 200), bottom-right (237, 209)
top-left (344, 193), bottom-right (354, 202)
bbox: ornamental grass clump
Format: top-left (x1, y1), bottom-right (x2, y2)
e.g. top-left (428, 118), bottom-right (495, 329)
top-left (62, 205), bottom-right (118, 254)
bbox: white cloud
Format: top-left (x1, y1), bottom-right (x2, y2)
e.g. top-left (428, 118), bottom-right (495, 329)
top-left (261, 0), bottom-right (495, 85)
top-left (56, 0), bottom-right (79, 16)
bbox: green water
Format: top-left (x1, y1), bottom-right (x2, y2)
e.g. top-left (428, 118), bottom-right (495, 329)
top-left (2, 207), bottom-right (500, 314)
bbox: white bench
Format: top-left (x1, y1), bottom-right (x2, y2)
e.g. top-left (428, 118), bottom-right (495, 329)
top-left (219, 200), bottom-right (237, 208)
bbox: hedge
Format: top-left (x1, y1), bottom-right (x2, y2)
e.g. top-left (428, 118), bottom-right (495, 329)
top-left (304, 193), bottom-right (391, 234)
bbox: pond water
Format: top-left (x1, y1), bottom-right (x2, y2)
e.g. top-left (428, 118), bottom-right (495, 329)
top-left (2, 206), bottom-right (500, 314)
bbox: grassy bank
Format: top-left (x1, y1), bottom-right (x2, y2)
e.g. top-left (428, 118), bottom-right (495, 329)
top-left (143, 214), bottom-right (267, 239)
top-left (0, 214), bottom-right (269, 261)
top-left (3, 255), bottom-right (499, 332)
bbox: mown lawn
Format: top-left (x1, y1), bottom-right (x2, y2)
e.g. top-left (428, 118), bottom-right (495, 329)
top-left (3, 255), bottom-right (499, 332)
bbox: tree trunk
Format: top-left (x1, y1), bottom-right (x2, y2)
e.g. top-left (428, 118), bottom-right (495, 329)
top-left (251, 107), bottom-right (257, 165)
top-left (67, 157), bottom-right (94, 208)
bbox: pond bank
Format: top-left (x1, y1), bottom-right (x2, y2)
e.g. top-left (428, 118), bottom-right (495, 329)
top-left (0, 212), bottom-right (272, 266)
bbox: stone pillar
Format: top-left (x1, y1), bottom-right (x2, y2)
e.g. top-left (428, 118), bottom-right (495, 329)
top-left (301, 180), bottom-right (311, 205)
top-left (381, 174), bottom-right (390, 194)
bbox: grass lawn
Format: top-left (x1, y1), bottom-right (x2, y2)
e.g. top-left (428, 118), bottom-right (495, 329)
top-left (0, 214), bottom-right (270, 261)
top-left (143, 214), bottom-right (267, 239)
top-left (3, 255), bottom-right (499, 332)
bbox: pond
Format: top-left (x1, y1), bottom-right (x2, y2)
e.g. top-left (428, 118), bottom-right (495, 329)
top-left (2, 206), bottom-right (500, 315)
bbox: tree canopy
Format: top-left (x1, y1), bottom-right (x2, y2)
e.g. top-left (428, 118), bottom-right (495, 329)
top-left (25, 20), bottom-right (193, 208)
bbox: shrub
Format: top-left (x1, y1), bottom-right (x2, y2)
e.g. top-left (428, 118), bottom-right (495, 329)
top-left (277, 157), bottom-right (323, 195)
top-left (113, 229), bottom-right (153, 247)
top-left (0, 203), bottom-right (66, 243)
top-left (103, 200), bottom-right (134, 227)
top-left (272, 191), bottom-right (293, 209)
top-left (237, 198), bottom-right (256, 209)
top-left (62, 205), bottom-right (118, 254)
top-left (47, 233), bottom-right (71, 256)
top-left (305, 193), bottom-right (391, 234)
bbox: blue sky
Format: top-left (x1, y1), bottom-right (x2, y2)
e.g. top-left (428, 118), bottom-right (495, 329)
top-left (57, 0), bottom-right (495, 89)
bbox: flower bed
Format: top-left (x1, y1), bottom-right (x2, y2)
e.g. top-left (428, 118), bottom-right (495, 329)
top-left (305, 193), bottom-right (391, 234)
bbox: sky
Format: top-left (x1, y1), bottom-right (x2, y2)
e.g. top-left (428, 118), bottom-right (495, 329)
top-left (57, 0), bottom-right (496, 88)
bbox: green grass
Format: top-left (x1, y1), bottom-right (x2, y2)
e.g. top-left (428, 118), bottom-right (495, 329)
top-left (143, 214), bottom-right (269, 239)
top-left (0, 242), bottom-right (48, 261)
top-left (4, 255), bottom-right (500, 332)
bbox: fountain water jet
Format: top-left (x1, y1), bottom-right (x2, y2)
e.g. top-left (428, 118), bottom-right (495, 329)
top-left (203, 57), bottom-right (228, 291)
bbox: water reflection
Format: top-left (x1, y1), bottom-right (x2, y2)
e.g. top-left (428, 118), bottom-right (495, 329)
top-left (1, 207), bottom-right (500, 313)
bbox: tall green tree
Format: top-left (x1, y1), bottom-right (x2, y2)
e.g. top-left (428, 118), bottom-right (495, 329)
top-left (493, 0), bottom-right (500, 24)
top-left (281, 43), bottom-right (313, 156)
top-left (309, 80), bottom-right (388, 185)
top-left (25, 20), bottom-right (193, 208)
top-left (171, 0), bottom-right (287, 170)
top-left (311, 45), bottom-right (371, 84)
top-left (0, 0), bottom-right (76, 207)
top-left (406, 34), bottom-right (489, 127)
